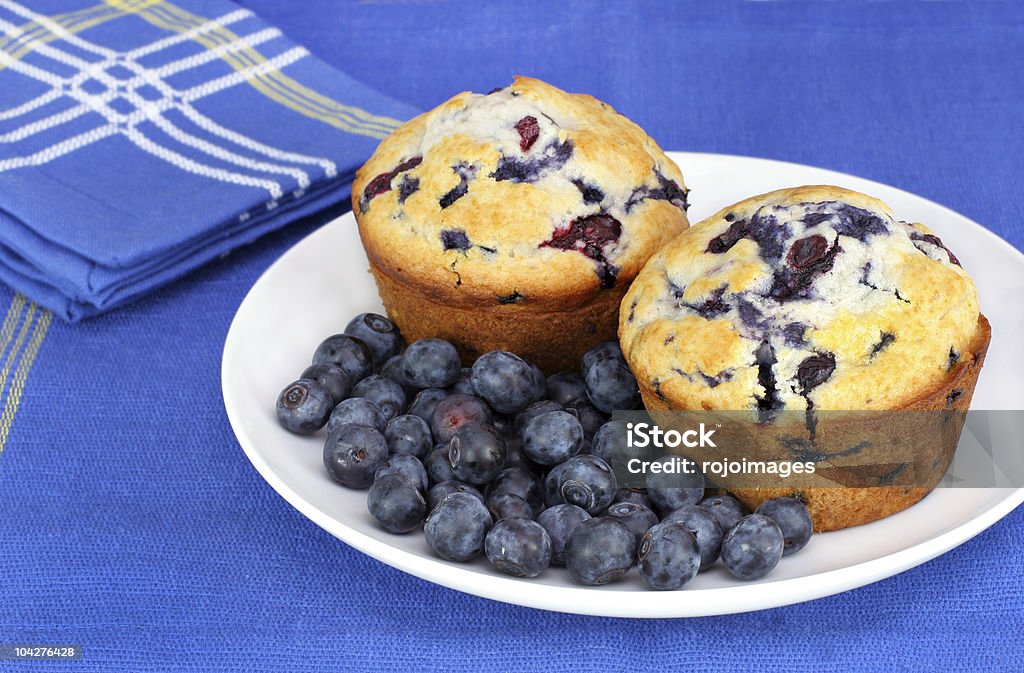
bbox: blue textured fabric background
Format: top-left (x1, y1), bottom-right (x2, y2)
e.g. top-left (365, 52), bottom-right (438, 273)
top-left (1, 1), bottom-right (1023, 671)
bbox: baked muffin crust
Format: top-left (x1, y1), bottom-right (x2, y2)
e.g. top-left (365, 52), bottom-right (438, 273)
top-left (353, 76), bottom-right (689, 311)
top-left (620, 185), bottom-right (981, 412)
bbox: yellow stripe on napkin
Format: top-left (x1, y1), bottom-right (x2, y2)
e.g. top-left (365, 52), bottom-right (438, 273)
top-left (0, 1), bottom-right (151, 69)
top-left (0, 296), bottom-right (51, 456)
top-left (106, 0), bottom-right (403, 139)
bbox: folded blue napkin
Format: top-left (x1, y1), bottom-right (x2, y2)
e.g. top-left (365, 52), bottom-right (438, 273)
top-left (0, 0), bottom-right (418, 320)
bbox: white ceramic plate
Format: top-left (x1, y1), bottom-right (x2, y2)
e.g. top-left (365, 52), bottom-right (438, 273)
top-left (222, 152), bottom-right (1024, 617)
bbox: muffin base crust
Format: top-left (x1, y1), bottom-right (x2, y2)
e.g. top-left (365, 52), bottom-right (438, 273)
top-left (370, 260), bottom-right (627, 373)
top-left (636, 314), bottom-right (991, 532)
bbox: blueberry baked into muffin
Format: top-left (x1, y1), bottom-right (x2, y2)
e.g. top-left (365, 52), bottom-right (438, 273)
top-left (353, 76), bottom-right (689, 372)
top-left (619, 185), bottom-right (990, 531)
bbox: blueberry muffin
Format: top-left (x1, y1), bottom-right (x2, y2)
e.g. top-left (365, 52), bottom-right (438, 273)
top-left (619, 185), bottom-right (990, 531)
top-left (352, 76), bottom-right (689, 372)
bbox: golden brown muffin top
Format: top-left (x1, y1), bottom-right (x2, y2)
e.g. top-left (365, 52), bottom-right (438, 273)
top-left (620, 185), bottom-right (981, 411)
top-left (353, 76), bottom-right (688, 309)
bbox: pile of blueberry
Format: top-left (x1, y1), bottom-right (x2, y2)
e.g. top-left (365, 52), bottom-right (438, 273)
top-left (275, 313), bottom-right (813, 589)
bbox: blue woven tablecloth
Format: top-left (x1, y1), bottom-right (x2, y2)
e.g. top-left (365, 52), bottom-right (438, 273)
top-left (1, 1), bottom-right (1022, 670)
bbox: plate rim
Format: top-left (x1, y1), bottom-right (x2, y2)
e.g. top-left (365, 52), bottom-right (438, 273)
top-left (222, 151), bottom-right (1024, 617)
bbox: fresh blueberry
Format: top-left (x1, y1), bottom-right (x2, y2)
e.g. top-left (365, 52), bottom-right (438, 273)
top-left (276, 379), bottom-right (333, 434)
top-left (344, 312), bottom-right (404, 369)
top-left (605, 501), bottom-right (659, 544)
top-left (424, 491), bottom-right (493, 562)
top-left (581, 341), bottom-right (623, 377)
top-left (406, 387), bottom-right (449, 423)
top-left (427, 480), bottom-right (484, 512)
top-left (424, 444), bottom-right (456, 485)
top-left (430, 393), bottom-right (493, 443)
top-left (403, 338), bottom-right (462, 389)
top-left (637, 522), bottom-right (701, 590)
top-left (383, 414), bottom-right (433, 458)
top-left (312, 334), bottom-right (373, 383)
top-left (374, 454), bottom-right (428, 494)
top-left (755, 497), bottom-right (813, 556)
top-left (300, 364), bottom-right (353, 405)
top-left (545, 371), bottom-right (589, 408)
top-left (565, 517), bottom-right (636, 585)
top-left (380, 355), bottom-right (418, 398)
top-left (591, 421), bottom-right (646, 470)
top-left (585, 357), bottom-right (641, 413)
top-left (448, 422), bottom-right (506, 485)
top-left (537, 504), bottom-right (591, 566)
top-left (554, 454), bottom-right (617, 515)
top-left (326, 397), bottom-right (387, 435)
top-left (501, 434), bottom-right (536, 471)
top-left (367, 474), bottom-right (426, 533)
top-left (491, 413), bottom-right (517, 439)
top-left (662, 504), bottom-right (723, 571)
top-left (699, 494), bottom-right (749, 533)
top-left (485, 518), bottom-right (552, 578)
top-left (567, 403), bottom-right (607, 441)
top-left (720, 513), bottom-right (785, 581)
top-left (486, 492), bottom-right (534, 522)
top-left (323, 423), bottom-right (389, 488)
top-left (514, 399), bottom-right (563, 437)
top-left (352, 374), bottom-right (407, 421)
top-left (470, 351), bottom-right (544, 414)
top-left (612, 488), bottom-right (655, 510)
top-left (543, 463), bottom-right (567, 508)
top-left (448, 368), bottom-right (476, 395)
top-left (528, 363), bottom-right (546, 399)
top-left (646, 456), bottom-right (705, 512)
top-left (485, 467), bottom-right (545, 515)
top-left (522, 411), bottom-right (583, 466)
